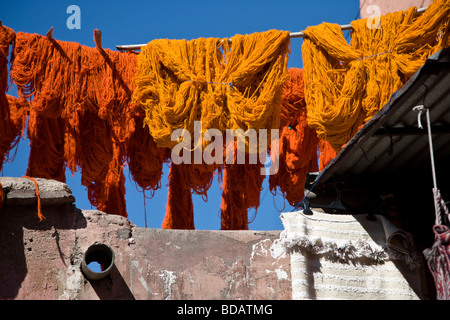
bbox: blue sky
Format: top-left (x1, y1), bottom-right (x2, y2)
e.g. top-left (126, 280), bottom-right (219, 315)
top-left (0, 0), bottom-right (360, 230)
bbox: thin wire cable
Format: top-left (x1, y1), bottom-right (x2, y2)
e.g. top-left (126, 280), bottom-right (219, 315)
top-left (115, 6), bottom-right (427, 51)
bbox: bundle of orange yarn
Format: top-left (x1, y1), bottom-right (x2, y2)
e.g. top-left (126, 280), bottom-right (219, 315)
top-left (2, 0), bottom-right (449, 230)
top-left (10, 30), bottom-right (143, 217)
top-left (269, 68), bottom-right (319, 206)
top-left (0, 26), bottom-right (26, 172)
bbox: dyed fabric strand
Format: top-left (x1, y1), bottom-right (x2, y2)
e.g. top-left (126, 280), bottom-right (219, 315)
top-left (161, 136), bottom-right (218, 229)
top-left (162, 163), bottom-right (195, 229)
top-left (269, 68), bottom-right (319, 206)
top-left (219, 148), bottom-right (265, 230)
top-left (318, 140), bottom-right (336, 171)
top-left (0, 95), bottom-right (29, 171)
top-left (10, 31), bottom-right (142, 217)
top-left (26, 113), bottom-right (66, 181)
top-left (22, 176), bottom-right (45, 222)
top-left (302, 0), bottom-right (450, 152)
top-left (126, 106), bottom-right (170, 195)
top-left (134, 30), bottom-right (290, 229)
top-left (423, 189), bottom-right (450, 299)
top-left (161, 151), bottom-right (218, 229)
top-left (0, 26), bottom-right (27, 172)
top-left (132, 30), bottom-right (290, 150)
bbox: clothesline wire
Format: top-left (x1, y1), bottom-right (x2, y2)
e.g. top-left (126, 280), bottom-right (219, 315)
top-left (356, 50), bottom-right (394, 61)
top-left (115, 6), bottom-right (427, 51)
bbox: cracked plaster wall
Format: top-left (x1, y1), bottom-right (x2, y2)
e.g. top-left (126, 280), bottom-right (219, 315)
top-left (0, 177), bottom-right (291, 300)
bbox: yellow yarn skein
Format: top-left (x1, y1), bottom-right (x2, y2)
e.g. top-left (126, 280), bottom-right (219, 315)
top-left (133, 30), bottom-right (291, 151)
top-left (303, 0), bottom-right (450, 152)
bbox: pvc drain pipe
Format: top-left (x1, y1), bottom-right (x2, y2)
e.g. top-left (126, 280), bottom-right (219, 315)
top-left (81, 243), bottom-right (115, 280)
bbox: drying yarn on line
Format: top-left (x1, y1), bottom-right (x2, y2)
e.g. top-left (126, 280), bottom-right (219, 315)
top-left (161, 154), bottom-right (218, 229)
top-left (132, 30), bottom-right (291, 151)
top-left (133, 30), bottom-right (290, 230)
top-left (302, 0), bottom-right (450, 152)
top-left (268, 68), bottom-right (339, 207)
top-left (268, 68), bottom-right (319, 206)
top-left (2, 27), bottom-right (292, 229)
top-left (9, 30), bottom-right (146, 217)
top-left (2, 0), bottom-right (449, 229)
top-left (22, 176), bottom-right (45, 222)
top-left (0, 26), bottom-right (27, 173)
top-left (219, 143), bottom-right (266, 230)
top-left (162, 163), bottom-right (196, 230)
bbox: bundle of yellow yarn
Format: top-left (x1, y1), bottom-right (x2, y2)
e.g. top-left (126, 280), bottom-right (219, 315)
top-left (302, 0), bottom-right (450, 152)
top-left (132, 30), bottom-right (291, 152)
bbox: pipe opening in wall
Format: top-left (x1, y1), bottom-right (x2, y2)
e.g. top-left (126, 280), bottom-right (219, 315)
top-left (81, 243), bottom-right (115, 280)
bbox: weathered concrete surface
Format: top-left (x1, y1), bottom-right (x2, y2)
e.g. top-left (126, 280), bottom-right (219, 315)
top-left (1, 177), bottom-right (75, 206)
top-left (0, 177), bottom-right (291, 300)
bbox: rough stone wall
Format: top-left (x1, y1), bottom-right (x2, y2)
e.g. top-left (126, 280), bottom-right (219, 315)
top-left (0, 177), bottom-right (291, 300)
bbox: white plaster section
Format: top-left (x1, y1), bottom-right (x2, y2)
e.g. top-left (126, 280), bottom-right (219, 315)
top-left (159, 270), bottom-right (177, 299)
top-left (138, 276), bottom-right (151, 293)
top-left (60, 265), bottom-right (83, 300)
top-left (274, 268), bottom-right (289, 280)
top-left (252, 238), bottom-right (289, 281)
top-left (269, 238), bottom-right (286, 260)
top-left (251, 238), bottom-right (286, 260)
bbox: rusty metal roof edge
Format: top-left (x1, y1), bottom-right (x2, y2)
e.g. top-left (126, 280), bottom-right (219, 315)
top-left (312, 46), bottom-right (450, 187)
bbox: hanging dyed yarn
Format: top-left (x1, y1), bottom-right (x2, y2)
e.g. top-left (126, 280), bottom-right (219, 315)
top-left (0, 26), bottom-right (27, 172)
top-left (302, 0), bottom-right (450, 152)
top-left (10, 30), bottom-right (143, 217)
top-left (161, 150), bottom-right (218, 229)
top-left (0, 25), bottom-right (14, 103)
top-left (219, 143), bottom-right (266, 230)
top-left (126, 105), bottom-right (170, 195)
top-left (162, 163), bottom-right (195, 230)
top-left (133, 30), bottom-right (290, 229)
top-left (268, 68), bottom-right (318, 206)
top-left (318, 140), bottom-right (336, 171)
top-left (132, 30), bottom-right (290, 150)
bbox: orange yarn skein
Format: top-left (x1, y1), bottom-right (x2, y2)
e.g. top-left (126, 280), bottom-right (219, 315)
top-left (10, 31), bottom-right (140, 217)
top-left (0, 26), bottom-right (25, 172)
top-left (269, 68), bottom-right (319, 206)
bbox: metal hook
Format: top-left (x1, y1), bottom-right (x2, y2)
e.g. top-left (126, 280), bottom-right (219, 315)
top-left (412, 105), bottom-right (425, 129)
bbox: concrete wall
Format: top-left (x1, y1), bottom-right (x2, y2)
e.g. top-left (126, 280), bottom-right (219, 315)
top-left (0, 177), bottom-right (291, 300)
top-left (360, 0), bottom-right (433, 18)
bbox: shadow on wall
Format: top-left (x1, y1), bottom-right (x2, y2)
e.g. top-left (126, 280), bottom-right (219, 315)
top-left (86, 264), bottom-right (135, 300)
top-left (0, 203), bottom-right (87, 299)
